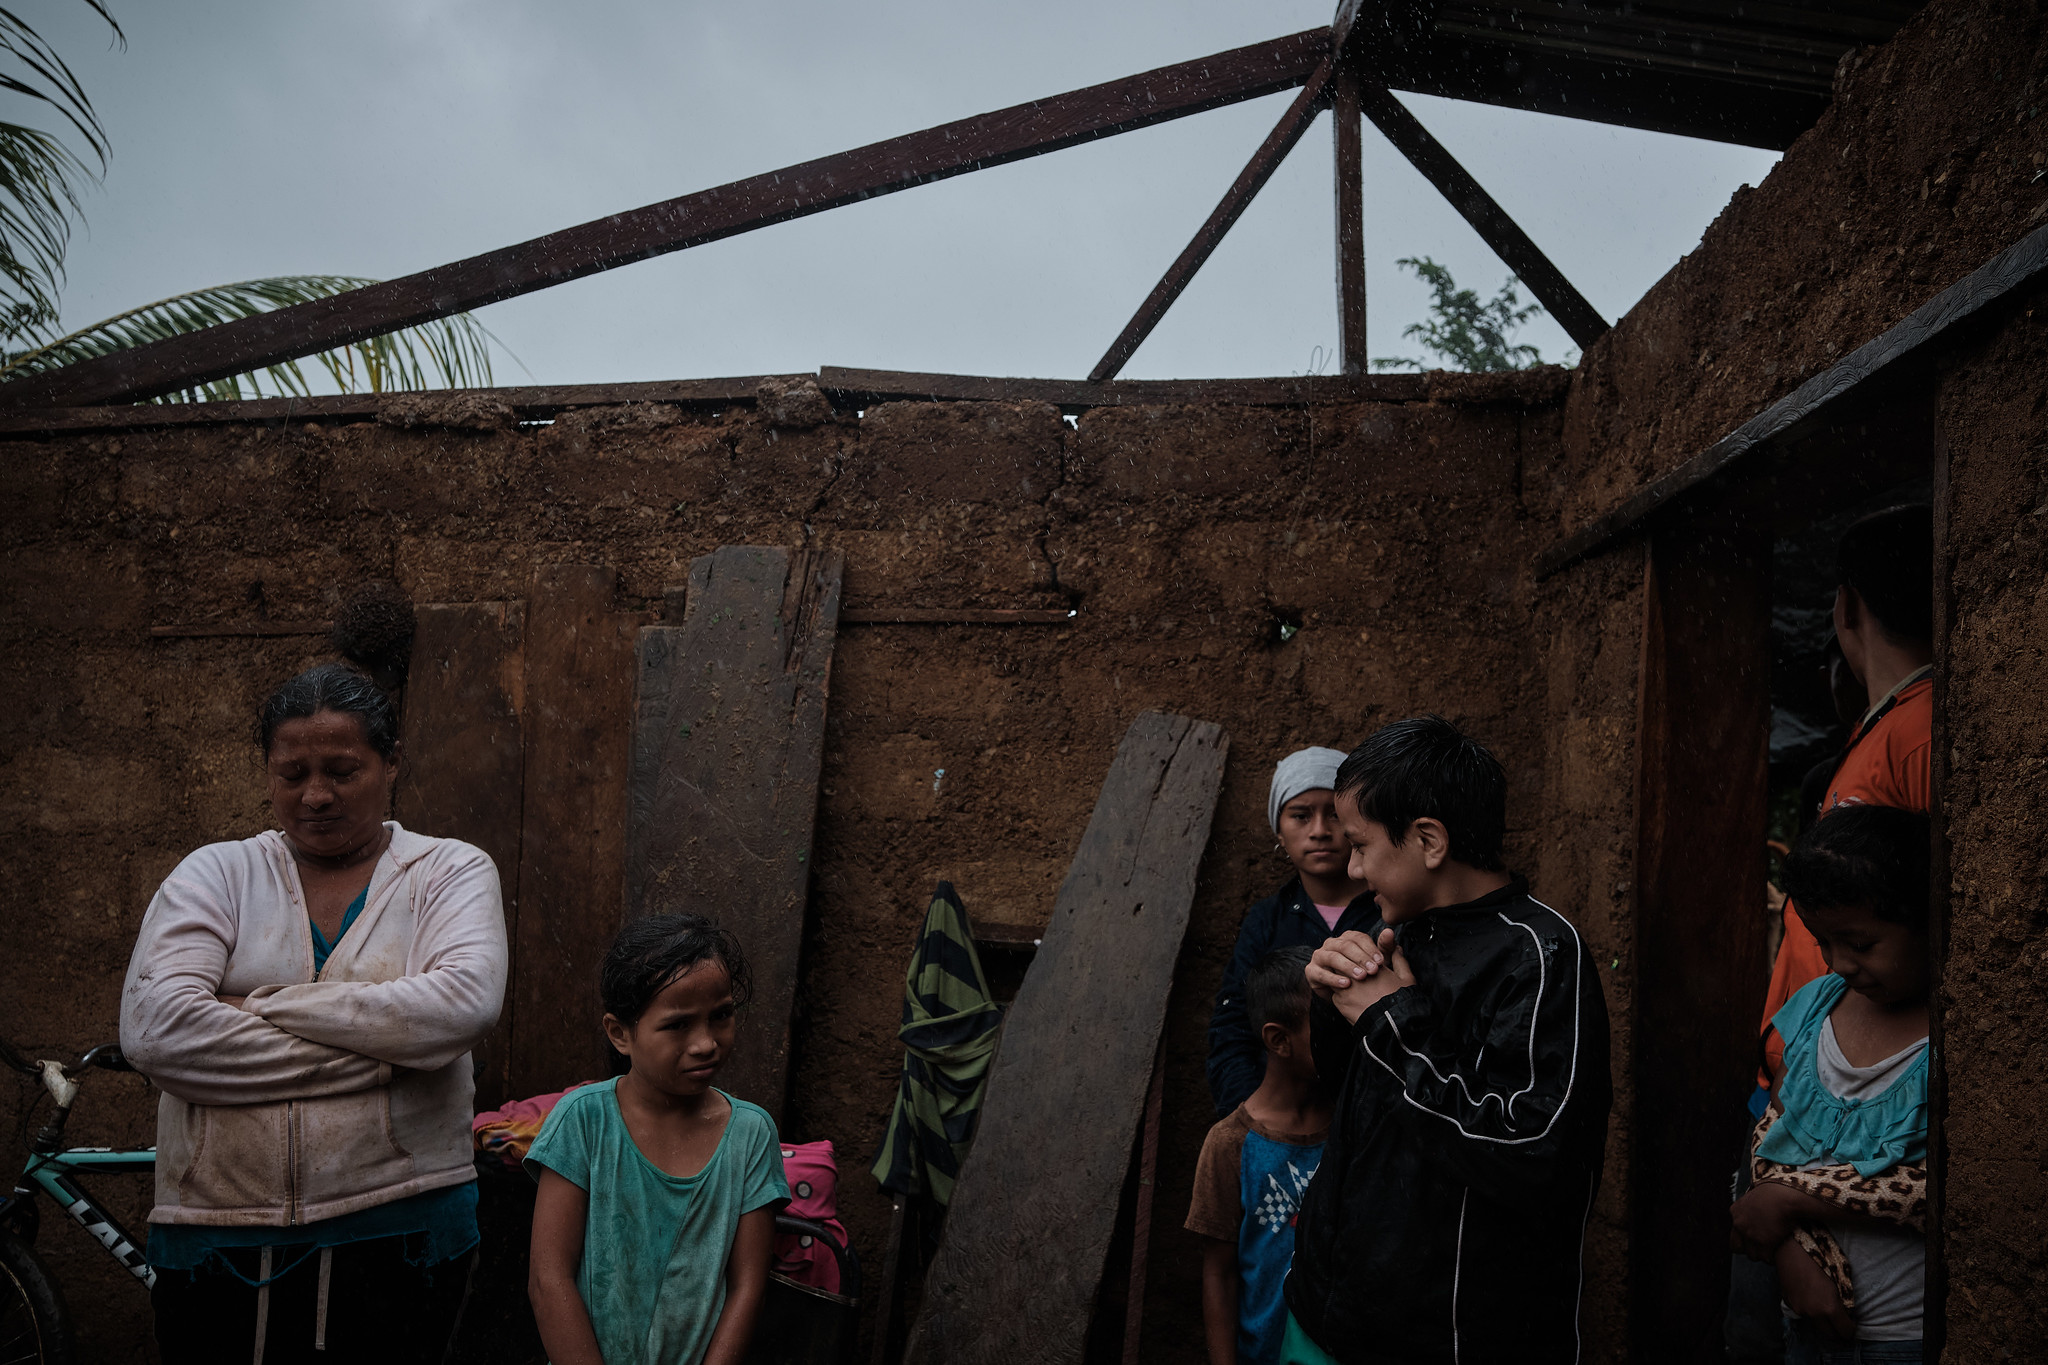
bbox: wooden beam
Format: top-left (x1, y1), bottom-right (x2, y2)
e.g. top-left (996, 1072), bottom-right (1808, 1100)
top-left (0, 367), bottom-right (1457, 435)
top-left (1088, 56), bottom-right (1337, 382)
top-left (0, 32), bottom-right (1329, 411)
top-left (903, 710), bottom-right (1228, 1365)
top-left (868, 1196), bottom-right (909, 1365)
top-left (1332, 65), bottom-right (1368, 375)
top-left (393, 601), bottom-right (527, 1111)
top-left (0, 376), bottom-right (796, 433)
top-left (820, 366), bottom-right (1426, 409)
top-left (1537, 222), bottom-right (2048, 579)
top-left (1354, 82), bottom-right (1610, 350)
top-left (838, 607), bottom-right (1073, 625)
top-left (149, 620), bottom-right (332, 638)
top-left (624, 546), bottom-right (843, 1124)
top-left (1121, 1045), bottom-right (1168, 1365)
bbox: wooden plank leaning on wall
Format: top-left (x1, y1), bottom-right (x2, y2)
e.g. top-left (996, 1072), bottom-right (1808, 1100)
top-left (903, 709), bottom-right (1228, 1365)
top-left (395, 602), bottom-right (529, 1110)
top-left (624, 546), bottom-right (845, 1126)
top-left (511, 566), bottom-right (645, 1098)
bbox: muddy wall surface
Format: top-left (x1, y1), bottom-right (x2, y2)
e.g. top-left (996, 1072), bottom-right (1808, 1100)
top-left (0, 377), bottom-right (1641, 1362)
top-left (1558, 0), bottom-right (2048, 535)
top-left (1540, 0), bottom-right (2048, 1351)
top-left (1933, 306), bottom-right (2048, 1360)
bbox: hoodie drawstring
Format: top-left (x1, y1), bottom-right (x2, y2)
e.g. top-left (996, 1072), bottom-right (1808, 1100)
top-left (314, 1247), bottom-right (333, 1349)
top-left (251, 1247), bottom-right (272, 1365)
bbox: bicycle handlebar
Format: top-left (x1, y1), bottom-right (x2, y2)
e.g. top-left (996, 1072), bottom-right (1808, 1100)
top-left (0, 1039), bottom-right (130, 1078)
top-left (71, 1045), bottom-right (132, 1076)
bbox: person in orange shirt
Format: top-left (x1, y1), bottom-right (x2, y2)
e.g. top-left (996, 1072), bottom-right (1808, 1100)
top-left (1727, 506), bottom-right (1934, 1364)
top-left (1760, 505), bottom-right (1933, 1088)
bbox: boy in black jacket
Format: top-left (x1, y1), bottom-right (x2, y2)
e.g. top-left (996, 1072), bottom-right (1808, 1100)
top-left (1284, 716), bottom-right (1612, 1365)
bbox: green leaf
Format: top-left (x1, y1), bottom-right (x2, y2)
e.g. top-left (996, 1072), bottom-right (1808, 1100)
top-left (1372, 256), bottom-right (1547, 373)
top-left (0, 3), bottom-right (124, 343)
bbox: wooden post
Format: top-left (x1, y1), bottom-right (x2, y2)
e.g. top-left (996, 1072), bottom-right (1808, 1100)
top-left (1332, 64), bottom-right (1367, 375)
top-left (1629, 496), bottom-right (1772, 1361)
top-left (868, 1196), bottom-right (908, 1365)
top-left (1121, 1046), bottom-right (1167, 1365)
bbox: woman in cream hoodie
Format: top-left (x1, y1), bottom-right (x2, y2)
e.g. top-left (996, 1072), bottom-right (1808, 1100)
top-left (121, 662), bottom-right (507, 1364)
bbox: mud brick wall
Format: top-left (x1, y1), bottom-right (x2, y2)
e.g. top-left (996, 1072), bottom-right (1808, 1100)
top-left (0, 378), bottom-right (1635, 1363)
top-left (1539, 0), bottom-right (2048, 1349)
top-left (1932, 306), bottom-right (2048, 1359)
top-left (1557, 0), bottom-right (2048, 535)
top-left (1525, 551), bottom-right (1645, 1365)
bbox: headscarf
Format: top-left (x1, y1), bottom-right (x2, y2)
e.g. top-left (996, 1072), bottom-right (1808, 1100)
top-left (1268, 746), bottom-right (1348, 834)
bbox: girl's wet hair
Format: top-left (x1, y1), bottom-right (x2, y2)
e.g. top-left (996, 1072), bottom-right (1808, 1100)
top-left (256, 662), bottom-right (399, 759)
top-left (601, 913), bottom-right (753, 1026)
top-left (1780, 804), bottom-right (1930, 933)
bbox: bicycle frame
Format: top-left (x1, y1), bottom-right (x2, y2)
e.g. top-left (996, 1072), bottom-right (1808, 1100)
top-left (0, 1047), bottom-right (158, 1293)
top-left (7, 1147), bottom-right (157, 1290)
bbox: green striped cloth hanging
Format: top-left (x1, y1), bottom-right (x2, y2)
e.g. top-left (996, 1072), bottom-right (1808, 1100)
top-left (870, 882), bottom-right (1002, 1205)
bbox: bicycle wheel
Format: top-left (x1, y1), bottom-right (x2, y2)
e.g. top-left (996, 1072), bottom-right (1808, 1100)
top-left (0, 1230), bottom-right (72, 1365)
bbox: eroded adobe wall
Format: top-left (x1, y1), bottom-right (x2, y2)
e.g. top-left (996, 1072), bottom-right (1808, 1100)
top-left (1542, 0), bottom-right (2048, 1349)
top-left (1932, 307), bottom-right (2048, 1360)
top-left (1557, 0), bottom-right (2048, 535)
top-left (0, 376), bottom-right (1638, 1363)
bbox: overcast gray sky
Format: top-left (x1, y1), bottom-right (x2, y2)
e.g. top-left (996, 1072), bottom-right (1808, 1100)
top-left (23, 0), bottom-right (1780, 386)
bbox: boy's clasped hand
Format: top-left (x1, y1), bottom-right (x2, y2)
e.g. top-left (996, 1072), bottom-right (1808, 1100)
top-left (1305, 927), bottom-right (1414, 1023)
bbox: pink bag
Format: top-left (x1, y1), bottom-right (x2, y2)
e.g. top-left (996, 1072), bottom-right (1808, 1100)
top-left (772, 1139), bottom-right (848, 1295)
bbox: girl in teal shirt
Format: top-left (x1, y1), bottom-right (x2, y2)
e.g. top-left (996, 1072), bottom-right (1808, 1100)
top-left (527, 915), bottom-right (788, 1365)
top-left (1731, 806), bottom-right (1931, 1363)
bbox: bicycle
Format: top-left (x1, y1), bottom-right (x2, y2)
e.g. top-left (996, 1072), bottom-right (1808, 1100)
top-left (1, 1038), bottom-right (155, 1365)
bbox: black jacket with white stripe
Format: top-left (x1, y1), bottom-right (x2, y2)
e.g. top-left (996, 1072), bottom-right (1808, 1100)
top-left (1285, 878), bottom-right (1612, 1364)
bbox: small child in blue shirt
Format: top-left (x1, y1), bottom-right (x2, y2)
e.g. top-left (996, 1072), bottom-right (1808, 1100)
top-left (1185, 947), bottom-right (1330, 1365)
top-left (527, 914), bottom-right (789, 1365)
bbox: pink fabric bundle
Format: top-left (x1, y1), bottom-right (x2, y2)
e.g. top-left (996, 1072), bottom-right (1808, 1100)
top-left (772, 1139), bottom-right (848, 1295)
top-left (472, 1083), bottom-right (590, 1169)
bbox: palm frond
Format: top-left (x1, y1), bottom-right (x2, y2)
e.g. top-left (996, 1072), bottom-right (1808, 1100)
top-left (0, 3), bottom-right (123, 345)
top-left (0, 275), bottom-right (508, 402)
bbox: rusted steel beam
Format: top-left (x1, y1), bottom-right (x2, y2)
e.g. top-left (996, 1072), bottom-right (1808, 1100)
top-left (1354, 81), bottom-right (1610, 351)
top-left (1332, 65), bottom-right (1368, 375)
top-left (1087, 54), bottom-right (1338, 382)
top-left (0, 31), bottom-right (1329, 411)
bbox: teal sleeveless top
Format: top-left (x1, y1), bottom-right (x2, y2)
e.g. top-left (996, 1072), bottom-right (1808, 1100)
top-left (1757, 974), bottom-right (1929, 1177)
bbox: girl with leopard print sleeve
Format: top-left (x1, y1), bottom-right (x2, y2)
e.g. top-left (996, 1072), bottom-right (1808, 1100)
top-left (1730, 806), bottom-right (1931, 1363)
